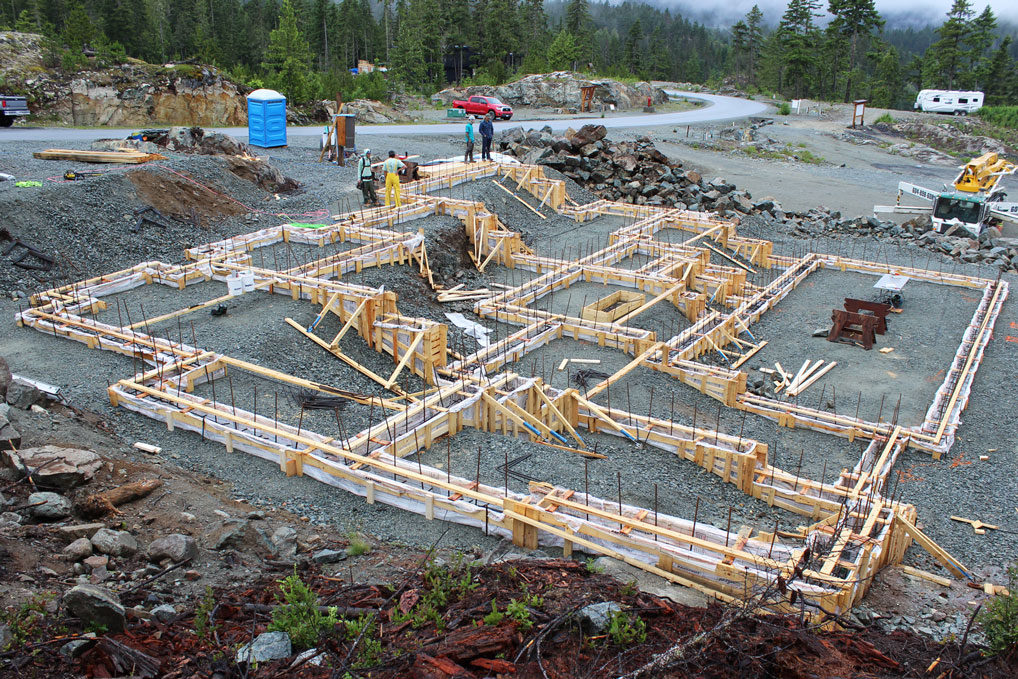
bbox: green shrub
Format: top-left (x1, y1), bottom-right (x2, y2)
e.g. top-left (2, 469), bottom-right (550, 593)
top-left (345, 614), bottom-right (382, 669)
top-left (506, 599), bottom-right (534, 630)
top-left (1, 592), bottom-right (55, 649)
top-left (978, 563), bottom-right (1018, 655)
top-left (875, 112), bottom-right (896, 124)
top-left (194, 586), bottom-right (218, 642)
top-left (607, 609), bottom-right (646, 646)
top-left (483, 601), bottom-right (504, 626)
top-left (268, 568), bottom-right (339, 650)
top-left (392, 554), bottom-right (478, 631)
top-left (777, 102), bottom-right (791, 116)
top-left (978, 106), bottom-right (1018, 130)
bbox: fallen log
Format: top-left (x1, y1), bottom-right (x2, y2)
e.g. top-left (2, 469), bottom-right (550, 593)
top-left (76, 479), bottom-right (163, 518)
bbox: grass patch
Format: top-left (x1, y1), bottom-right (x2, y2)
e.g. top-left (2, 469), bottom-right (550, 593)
top-left (875, 112), bottom-right (896, 124)
top-left (742, 144), bottom-right (825, 164)
top-left (346, 531), bottom-right (372, 556)
top-left (978, 106), bottom-right (1018, 130)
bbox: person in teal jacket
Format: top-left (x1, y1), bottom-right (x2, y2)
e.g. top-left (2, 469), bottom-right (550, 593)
top-left (464, 121), bottom-right (475, 163)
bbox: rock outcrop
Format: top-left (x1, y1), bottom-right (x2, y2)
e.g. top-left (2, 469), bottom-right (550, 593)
top-left (1, 31), bottom-right (248, 126)
top-left (435, 72), bottom-right (669, 111)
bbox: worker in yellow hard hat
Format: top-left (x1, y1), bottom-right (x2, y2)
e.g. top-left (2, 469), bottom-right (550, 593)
top-left (382, 150), bottom-right (406, 208)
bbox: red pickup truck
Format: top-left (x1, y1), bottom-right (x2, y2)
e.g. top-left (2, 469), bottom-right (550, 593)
top-left (452, 96), bottom-right (513, 120)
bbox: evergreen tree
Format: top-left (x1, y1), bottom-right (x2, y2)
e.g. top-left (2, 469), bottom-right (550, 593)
top-left (866, 40), bottom-right (903, 108)
top-left (63, 1), bottom-right (96, 51)
top-left (927, 0), bottom-right (974, 89)
top-left (624, 20), bottom-right (642, 74)
top-left (828, 0), bottom-right (884, 101)
top-left (966, 5), bottom-right (996, 88)
top-left (778, 0), bottom-right (822, 98)
top-left (983, 35), bottom-right (1012, 104)
top-left (731, 20), bottom-right (748, 83)
top-left (564, 0), bottom-right (590, 67)
top-left (262, 0), bottom-right (316, 102)
top-left (391, 0), bottom-right (426, 87)
top-left (744, 5), bottom-right (764, 85)
top-left (546, 28), bottom-right (579, 71)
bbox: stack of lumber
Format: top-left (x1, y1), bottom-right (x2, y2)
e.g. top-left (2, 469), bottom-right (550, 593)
top-left (32, 149), bottom-right (165, 164)
top-left (775, 359), bottom-right (837, 397)
top-left (436, 284), bottom-right (495, 303)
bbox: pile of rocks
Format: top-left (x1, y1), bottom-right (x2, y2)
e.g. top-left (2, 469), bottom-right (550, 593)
top-left (784, 209), bottom-right (1018, 272)
top-left (498, 124), bottom-right (760, 215)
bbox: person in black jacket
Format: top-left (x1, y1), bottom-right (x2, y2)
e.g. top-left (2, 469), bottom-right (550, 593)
top-left (479, 113), bottom-right (494, 162)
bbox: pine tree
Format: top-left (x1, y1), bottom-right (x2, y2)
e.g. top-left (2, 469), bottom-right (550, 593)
top-left (262, 0), bottom-right (315, 102)
top-left (983, 36), bottom-right (1012, 104)
top-left (866, 40), bottom-right (902, 109)
top-left (778, 0), bottom-right (822, 98)
top-left (731, 20), bottom-right (748, 83)
top-left (63, 1), bottom-right (96, 51)
top-left (391, 0), bottom-right (426, 88)
top-left (564, 0), bottom-right (590, 67)
top-left (546, 28), bottom-right (579, 71)
top-left (966, 6), bottom-right (996, 89)
top-left (745, 5), bottom-right (764, 86)
top-left (927, 0), bottom-right (974, 89)
top-left (828, 0), bottom-right (884, 102)
top-left (624, 20), bottom-right (642, 74)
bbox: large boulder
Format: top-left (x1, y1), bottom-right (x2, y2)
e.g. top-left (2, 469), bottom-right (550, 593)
top-left (236, 631), bottom-right (292, 663)
top-left (63, 584), bottom-right (126, 633)
top-left (569, 124), bottom-right (608, 148)
top-left (90, 528), bottom-right (139, 557)
top-left (205, 518), bottom-right (276, 554)
top-left (29, 491), bottom-right (72, 520)
top-left (0, 411), bottom-right (20, 451)
top-left (5, 380), bottom-right (43, 409)
top-left (2, 445), bottom-right (102, 490)
top-left (147, 534), bottom-right (198, 563)
top-left (0, 356), bottom-right (11, 400)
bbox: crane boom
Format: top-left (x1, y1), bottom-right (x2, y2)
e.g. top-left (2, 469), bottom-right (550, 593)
top-left (952, 152), bottom-right (1017, 195)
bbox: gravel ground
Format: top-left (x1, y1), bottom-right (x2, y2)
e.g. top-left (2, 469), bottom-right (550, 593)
top-left (2, 132), bottom-right (1017, 578)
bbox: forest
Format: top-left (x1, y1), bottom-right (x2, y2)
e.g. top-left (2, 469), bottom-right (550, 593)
top-left (1, 0), bottom-right (1017, 110)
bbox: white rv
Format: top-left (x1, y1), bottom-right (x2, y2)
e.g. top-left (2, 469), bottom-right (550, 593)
top-left (913, 90), bottom-right (984, 115)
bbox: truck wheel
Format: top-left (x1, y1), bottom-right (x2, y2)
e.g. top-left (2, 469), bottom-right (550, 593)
top-left (0, 116), bottom-right (13, 128)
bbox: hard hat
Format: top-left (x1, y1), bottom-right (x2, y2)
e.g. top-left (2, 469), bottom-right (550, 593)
top-left (364, 148), bottom-right (371, 154)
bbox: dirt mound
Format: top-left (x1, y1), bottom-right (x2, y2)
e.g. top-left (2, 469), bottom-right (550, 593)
top-left (221, 156), bottom-right (300, 194)
top-left (127, 168), bottom-right (248, 223)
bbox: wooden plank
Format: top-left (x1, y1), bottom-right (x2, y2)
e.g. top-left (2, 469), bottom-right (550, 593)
top-left (893, 516), bottom-right (972, 580)
top-left (33, 149), bottom-right (166, 163)
top-left (787, 361), bottom-right (837, 397)
top-left (491, 180), bottom-right (546, 219)
top-left (901, 565), bottom-right (953, 587)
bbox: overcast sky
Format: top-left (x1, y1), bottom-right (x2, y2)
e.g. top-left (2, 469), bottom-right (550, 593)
top-left (650, 1), bottom-right (1018, 28)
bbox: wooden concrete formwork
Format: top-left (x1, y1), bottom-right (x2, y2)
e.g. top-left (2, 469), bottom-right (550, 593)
top-left (16, 158), bottom-right (998, 620)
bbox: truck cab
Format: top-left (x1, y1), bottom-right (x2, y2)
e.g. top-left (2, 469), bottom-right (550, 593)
top-left (932, 193), bottom-right (987, 236)
top-left (0, 95), bottom-right (31, 127)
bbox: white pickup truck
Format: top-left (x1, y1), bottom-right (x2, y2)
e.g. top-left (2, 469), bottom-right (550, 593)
top-left (0, 95), bottom-right (31, 127)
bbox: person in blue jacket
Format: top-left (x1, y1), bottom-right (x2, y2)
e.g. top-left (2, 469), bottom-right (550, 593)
top-left (464, 120), bottom-right (475, 163)
top-left (479, 113), bottom-right (494, 162)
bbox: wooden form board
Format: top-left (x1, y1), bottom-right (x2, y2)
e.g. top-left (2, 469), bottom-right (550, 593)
top-left (33, 149), bottom-right (165, 163)
top-left (17, 158), bottom-right (1001, 621)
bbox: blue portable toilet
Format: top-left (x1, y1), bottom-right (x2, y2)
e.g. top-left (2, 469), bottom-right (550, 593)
top-left (247, 88), bottom-right (287, 148)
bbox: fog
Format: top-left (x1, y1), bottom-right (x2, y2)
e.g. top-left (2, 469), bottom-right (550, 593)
top-left (637, 1), bottom-right (1018, 28)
